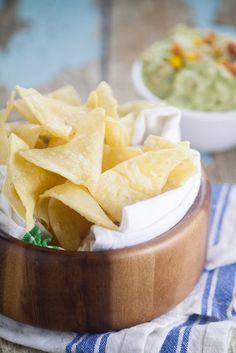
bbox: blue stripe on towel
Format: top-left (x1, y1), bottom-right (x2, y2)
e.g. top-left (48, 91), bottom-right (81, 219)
top-left (180, 319), bottom-right (198, 353)
top-left (180, 327), bottom-right (192, 353)
top-left (65, 330), bottom-right (111, 352)
top-left (159, 320), bottom-right (185, 353)
top-left (209, 184), bottom-right (223, 230)
top-left (201, 270), bottom-right (214, 317)
top-left (212, 264), bottom-right (236, 320)
top-left (179, 315), bottom-right (212, 353)
top-left (65, 334), bottom-right (85, 353)
top-left (159, 315), bottom-right (199, 353)
top-left (75, 333), bottom-right (102, 353)
top-left (178, 271), bottom-right (214, 352)
top-left (213, 185), bottom-right (232, 245)
top-left (99, 333), bottom-right (111, 353)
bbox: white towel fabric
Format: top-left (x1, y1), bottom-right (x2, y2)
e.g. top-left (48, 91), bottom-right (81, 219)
top-left (1, 183), bottom-right (236, 353)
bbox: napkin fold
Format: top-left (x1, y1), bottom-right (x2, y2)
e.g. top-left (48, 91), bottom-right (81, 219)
top-left (0, 166), bottom-right (25, 238)
top-left (132, 106), bottom-right (181, 145)
top-left (1, 183), bottom-right (236, 353)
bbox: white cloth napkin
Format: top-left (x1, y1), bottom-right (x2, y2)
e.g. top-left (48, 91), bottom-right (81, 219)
top-left (0, 166), bottom-right (25, 238)
top-left (132, 106), bottom-right (181, 145)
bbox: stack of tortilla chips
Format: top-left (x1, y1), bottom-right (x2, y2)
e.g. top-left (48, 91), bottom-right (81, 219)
top-left (0, 82), bottom-right (196, 250)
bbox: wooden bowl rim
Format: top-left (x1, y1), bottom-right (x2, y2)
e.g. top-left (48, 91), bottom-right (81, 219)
top-left (0, 176), bottom-right (209, 258)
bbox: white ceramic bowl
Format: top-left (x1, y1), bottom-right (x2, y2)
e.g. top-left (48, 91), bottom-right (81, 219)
top-left (132, 61), bottom-right (236, 152)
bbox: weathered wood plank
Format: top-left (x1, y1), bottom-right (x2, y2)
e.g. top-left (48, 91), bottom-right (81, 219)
top-left (216, 0), bottom-right (236, 25)
top-left (0, 0), bottom-right (102, 107)
top-left (0, 61), bottom-right (101, 110)
top-left (108, 0), bottom-right (192, 102)
top-left (205, 147), bottom-right (236, 183)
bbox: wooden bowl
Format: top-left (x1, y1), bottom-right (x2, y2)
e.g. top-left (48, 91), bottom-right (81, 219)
top-left (0, 176), bottom-right (211, 332)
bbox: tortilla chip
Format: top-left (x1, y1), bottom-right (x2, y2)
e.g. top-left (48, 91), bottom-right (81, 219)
top-left (35, 137), bottom-right (48, 149)
top-left (102, 144), bottom-right (142, 171)
top-left (0, 93), bottom-right (16, 164)
top-left (7, 122), bottom-right (42, 148)
top-left (105, 113), bottom-right (135, 147)
top-left (92, 171), bottom-right (148, 222)
top-left (16, 86), bottom-right (73, 138)
top-left (40, 181), bottom-right (117, 230)
top-left (0, 110), bottom-right (10, 164)
top-left (86, 81), bottom-right (118, 118)
top-left (20, 108), bottom-right (106, 187)
top-left (118, 100), bottom-right (163, 117)
top-left (46, 85), bottom-right (81, 106)
top-left (35, 197), bottom-right (50, 227)
top-left (4, 173), bottom-right (25, 220)
top-left (92, 148), bottom-right (188, 222)
top-left (143, 135), bottom-right (189, 151)
top-left (48, 136), bottom-right (68, 147)
top-left (13, 86), bottom-right (80, 124)
top-left (13, 100), bottom-right (38, 123)
top-left (48, 198), bottom-right (92, 250)
top-left (3, 91), bottom-right (35, 125)
top-left (163, 157), bottom-right (197, 192)
top-left (4, 134), bottom-right (64, 230)
top-left (114, 148), bottom-right (188, 195)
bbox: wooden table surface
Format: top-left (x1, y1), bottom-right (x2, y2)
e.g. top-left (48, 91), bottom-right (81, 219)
top-left (0, 0), bottom-right (236, 352)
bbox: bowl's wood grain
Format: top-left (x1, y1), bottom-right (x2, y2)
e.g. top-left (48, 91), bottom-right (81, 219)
top-left (0, 177), bottom-right (211, 332)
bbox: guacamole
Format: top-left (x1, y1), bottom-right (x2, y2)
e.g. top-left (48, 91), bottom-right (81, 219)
top-left (142, 26), bottom-right (236, 111)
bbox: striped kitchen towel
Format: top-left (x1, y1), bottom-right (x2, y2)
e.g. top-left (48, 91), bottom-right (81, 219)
top-left (1, 183), bottom-right (236, 353)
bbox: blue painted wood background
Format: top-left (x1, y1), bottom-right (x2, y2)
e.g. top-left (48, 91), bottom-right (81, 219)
top-left (0, 0), bottom-right (100, 88)
top-left (0, 0), bottom-right (236, 89)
